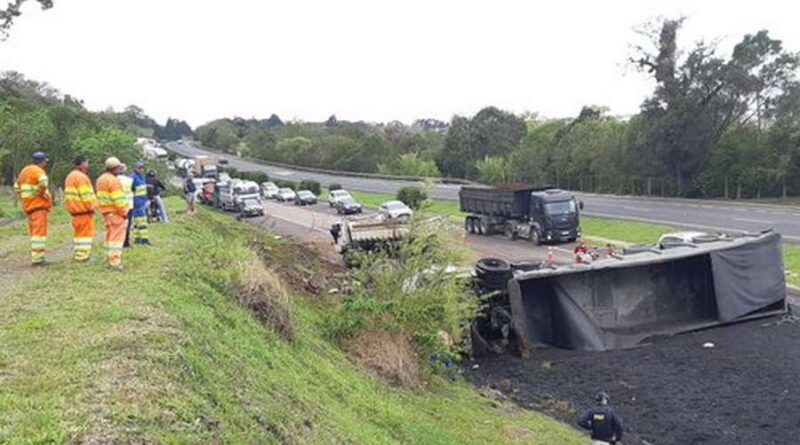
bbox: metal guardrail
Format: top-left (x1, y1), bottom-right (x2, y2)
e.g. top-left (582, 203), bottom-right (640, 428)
top-left (165, 142), bottom-right (477, 186)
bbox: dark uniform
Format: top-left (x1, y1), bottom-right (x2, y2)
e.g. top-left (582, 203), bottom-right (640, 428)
top-left (577, 404), bottom-right (623, 444)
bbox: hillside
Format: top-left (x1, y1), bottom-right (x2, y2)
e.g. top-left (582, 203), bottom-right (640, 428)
top-left (0, 193), bottom-right (586, 444)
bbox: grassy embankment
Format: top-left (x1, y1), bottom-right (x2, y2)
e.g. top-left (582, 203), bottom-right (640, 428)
top-left (0, 192), bottom-right (585, 444)
top-left (325, 189), bottom-right (800, 286)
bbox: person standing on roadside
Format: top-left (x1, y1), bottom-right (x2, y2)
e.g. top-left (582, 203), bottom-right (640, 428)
top-left (96, 157), bottom-right (129, 270)
top-left (184, 173), bottom-right (197, 215)
top-left (13, 151), bottom-right (53, 266)
top-left (131, 161), bottom-right (151, 245)
top-left (118, 166), bottom-right (134, 248)
top-left (64, 155), bottom-right (97, 262)
top-left (577, 391), bottom-right (624, 445)
top-left (146, 170), bottom-right (168, 222)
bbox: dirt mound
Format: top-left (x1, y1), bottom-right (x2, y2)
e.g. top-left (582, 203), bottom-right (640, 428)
top-left (235, 257), bottom-right (295, 341)
top-left (465, 316), bottom-right (800, 445)
top-left (345, 330), bottom-right (419, 388)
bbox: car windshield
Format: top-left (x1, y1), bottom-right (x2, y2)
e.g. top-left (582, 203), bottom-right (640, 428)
top-left (242, 199), bottom-right (259, 207)
top-left (279, 188), bottom-right (292, 193)
top-left (332, 191), bottom-right (350, 197)
top-left (386, 202), bottom-right (407, 210)
top-left (239, 186), bottom-right (259, 194)
top-left (298, 191), bottom-right (313, 198)
top-left (341, 198), bottom-right (357, 205)
top-left (544, 200), bottom-right (577, 216)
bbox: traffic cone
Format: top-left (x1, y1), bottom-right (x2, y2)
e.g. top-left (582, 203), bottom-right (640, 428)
top-left (547, 247), bottom-right (555, 264)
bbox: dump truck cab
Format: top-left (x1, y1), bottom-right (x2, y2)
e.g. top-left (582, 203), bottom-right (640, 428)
top-left (529, 189), bottom-right (581, 243)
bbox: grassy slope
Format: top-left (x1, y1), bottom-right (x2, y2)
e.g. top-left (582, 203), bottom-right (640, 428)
top-left (330, 189), bottom-right (800, 286)
top-left (0, 194), bottom-right (585, 444)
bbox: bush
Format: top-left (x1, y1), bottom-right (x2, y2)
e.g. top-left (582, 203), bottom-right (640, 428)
top-left (396, 187), bottom-right (427, 210)
top-left (222, 166), bottom-right (239, 177)
top-left (275, 180), bottom-right (297, 190)
top-left (298, 180), bottom-right (321, 195)
top-left (240, 171), bottom-right (270, 184)
top-left (326, 223), bottom-right (476, 383)
top-left (328, 183), bottom-right (343, 191)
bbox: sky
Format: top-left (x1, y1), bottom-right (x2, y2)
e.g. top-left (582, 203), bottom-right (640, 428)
top-left (1, 0), bottom-right (799, 127)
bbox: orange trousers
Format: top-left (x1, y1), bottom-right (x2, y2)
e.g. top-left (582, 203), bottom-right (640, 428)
top-left (102, 213), bottom-right (127, 267)
top-left (27, 210), bottom-right (48, 264)
top-left (71, 213), bottom-right (95, 262)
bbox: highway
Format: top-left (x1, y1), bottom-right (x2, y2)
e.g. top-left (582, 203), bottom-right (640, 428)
top-left (167, 141), bottom-right (800, 242)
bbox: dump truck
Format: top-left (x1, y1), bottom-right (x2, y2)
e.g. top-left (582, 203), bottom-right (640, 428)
top-left (330, 216), bottom-right (410, 267)
top-left (459, 185), bottom-right (582, 244)
top-left (192, 155), bottom-right (219, 179)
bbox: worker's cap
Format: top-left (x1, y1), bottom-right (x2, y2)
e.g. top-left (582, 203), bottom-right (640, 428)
top-left (32, 151), bottom-right (49, 162)
top-left (595, 391), bottom-right (610, 403)
top-left (105, 157), bottom-right (122, 170)
top-left (133, 161), bottom-right (145, 169)
top-left (147, 170), bottom-right (156, 177)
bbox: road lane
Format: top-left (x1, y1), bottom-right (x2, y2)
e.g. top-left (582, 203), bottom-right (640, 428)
top-left (168, 141), bottom-right (800, 241)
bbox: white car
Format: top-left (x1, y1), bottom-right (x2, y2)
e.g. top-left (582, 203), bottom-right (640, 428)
top-left (261, 181), bottom-right (280, 199)
top-left (378, 200), bottom-right (413, 221)
top-left (328, 189), bottom-right (352, 207)
top-left (276, 188), bottom-right (297, 202)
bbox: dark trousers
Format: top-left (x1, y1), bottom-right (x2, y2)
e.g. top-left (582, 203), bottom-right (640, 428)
top-left (123, 210), bottom-right (133, 248)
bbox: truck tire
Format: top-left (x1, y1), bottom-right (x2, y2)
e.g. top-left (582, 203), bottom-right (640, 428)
top-left (529, 229), bottom-right (540, 245)
top-left (476, 258), bottom-right (512, 292)
top-left (503, 223), bottom-right (516, 240)
top-left (464, 217), bottom-right (472, 233)
top-left (466, 217), bottom-right (477, 234)
top-left (476, 257), bottom-right (511, 274)
top-left (479, 220), bottom-right (491, 236)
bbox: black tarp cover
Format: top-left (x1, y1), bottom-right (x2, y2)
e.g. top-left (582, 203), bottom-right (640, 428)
top-left (509, 232), bottom-right (786, 352)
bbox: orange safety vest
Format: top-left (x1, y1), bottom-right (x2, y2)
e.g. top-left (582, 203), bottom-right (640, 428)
top-left (64, 170), bottom-right (97, 215)
top-left (13, 164), bottom-right (52, 215)
top-left (95, 172), bottom-right (128, 217)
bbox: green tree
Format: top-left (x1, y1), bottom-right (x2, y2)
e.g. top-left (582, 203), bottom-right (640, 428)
top-left (378, 153), bottom-right (441, 177)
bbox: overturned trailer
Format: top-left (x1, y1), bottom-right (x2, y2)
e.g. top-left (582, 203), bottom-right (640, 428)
top-left (509, 231), bottom-right (787, 353)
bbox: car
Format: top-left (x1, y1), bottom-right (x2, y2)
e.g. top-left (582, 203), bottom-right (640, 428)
top-left (294, 190), bottom-right (318, 206)
top-left (261, 181), bottom-right (280, 199)
top-left (328, 189), bottom-right (352, 207)
top-left (276, 187), bottom-right (297, 202)
top-left (658, 231), bottom-right (722, 248)
top-left (238, 197), bottom-right (265, 218)
top-left (334, 196), bottom-right (363, 215)
top-left (218, 158), bottom-right (229, 165)
top-left (378, 200), bottom-right (413, 221)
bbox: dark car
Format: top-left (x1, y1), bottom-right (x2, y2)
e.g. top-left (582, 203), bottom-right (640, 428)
top-left (294, 190), bottom-right (318, 206)
top-left (237, 197), bottom-right (265, 218)
top-left (218, 158), bottom-right (229, 165)
top-left (334, 196), bottom-right (363, 215)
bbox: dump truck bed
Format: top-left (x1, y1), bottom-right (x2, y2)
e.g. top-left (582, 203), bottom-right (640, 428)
top-left (459, 185), bottom-right (537, 218)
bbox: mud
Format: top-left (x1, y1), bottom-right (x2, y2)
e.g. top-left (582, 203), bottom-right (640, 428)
top-left (465, 316), bottom-right (800, 445)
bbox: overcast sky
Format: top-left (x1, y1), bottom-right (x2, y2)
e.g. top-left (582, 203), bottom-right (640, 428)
top-left (1, 0), bottom-right (798, 127)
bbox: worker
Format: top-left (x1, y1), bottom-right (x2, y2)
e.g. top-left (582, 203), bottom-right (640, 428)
top-left (574, 239), bottom-right (590, 264)
top-left (145, 170), bottom-right (168, 222)
top-left (577, 391), bottom-right (624, 445)
top-left (13, 151), bottom-right (53, 266)
top-left (131, 161), bottom-right (150, 245)
top-left (64, 155), bottom-right (97, 262)
top-left (96, 157), bottom-right (129, 269)
top-left (118, 166), bottom-right (134, 248)
top-left (183, 173), bottom-right (197, 215)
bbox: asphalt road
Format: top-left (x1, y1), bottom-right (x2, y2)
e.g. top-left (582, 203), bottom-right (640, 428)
top-left (167, 141), bottom-right (800, 242)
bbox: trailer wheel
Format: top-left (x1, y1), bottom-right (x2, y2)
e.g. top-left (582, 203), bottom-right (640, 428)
top-left (503, 224), bottom-right (516, 240)
top-left (464, 217), bottom-right (472, 233)
top-left (479, 220), bottom-right (491, 236)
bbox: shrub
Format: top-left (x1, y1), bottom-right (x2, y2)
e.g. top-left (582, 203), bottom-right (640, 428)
top-left (222, 166), bottom-right (239, 177)
top-left (328, 183), bottom-right (343, 191)
top-left (298, 180), bottom-right (321, 195)
top-left (396, 187), bottom-right (427, 210)
top-left (240, 171), bottom-right (270, 184)
top-left (326, 222), bottom-right (476, 384)
top-left (275, 180), bottom-right (297, 190)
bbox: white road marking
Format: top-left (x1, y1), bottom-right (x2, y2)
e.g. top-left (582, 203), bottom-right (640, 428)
top-left (623, 206), bottom-right (649, 211)
top-left (734, 217), bottom-right (775, 224)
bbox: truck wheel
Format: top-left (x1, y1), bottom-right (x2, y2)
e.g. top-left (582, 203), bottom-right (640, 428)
top-left (529, 229), bottom-right (540, 245)
top-left (465, 217), bottom-right (475, 234)
top-left (503, 224), bottom-right (516, 240)
top-left (479, 220), bottom-right (490, 235)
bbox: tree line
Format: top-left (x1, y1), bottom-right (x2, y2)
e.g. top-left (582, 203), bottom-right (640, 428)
top-left (0, 71), bottom-right (192, 189)
top-left (196, 19), bottom-right (800, 198)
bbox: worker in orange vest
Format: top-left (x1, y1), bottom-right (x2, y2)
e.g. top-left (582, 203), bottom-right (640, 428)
top-left (64, 155), bottom-right (97, 262)
top-left (13, 152), bottom-right (53, 265)
top-left (96, 157), bottom-right (129, 269)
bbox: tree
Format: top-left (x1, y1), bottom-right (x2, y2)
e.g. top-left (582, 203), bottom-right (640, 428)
top-left (0, 0), bottom-right (53, 38)
top-left (475, 156), bottom-right (510, 185)
top-left (378, 153), bottom-right (441, 177)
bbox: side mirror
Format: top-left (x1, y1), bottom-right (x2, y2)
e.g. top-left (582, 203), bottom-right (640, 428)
top-left (579, 200), bottom-right (584, 210)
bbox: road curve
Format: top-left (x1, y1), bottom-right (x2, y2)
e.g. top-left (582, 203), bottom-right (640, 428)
top-left (167, 142), bottom-right (800, 242)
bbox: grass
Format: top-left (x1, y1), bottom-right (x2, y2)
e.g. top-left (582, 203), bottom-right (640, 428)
top-left (0, 194), bottom-right (586, 444)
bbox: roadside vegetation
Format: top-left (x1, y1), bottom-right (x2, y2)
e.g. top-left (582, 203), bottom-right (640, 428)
top-left (0, 194), bottom-right (585, 444)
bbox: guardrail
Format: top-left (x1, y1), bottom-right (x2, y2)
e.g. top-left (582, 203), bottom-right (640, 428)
top-left (165, 142), bottom-right (477, 186)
